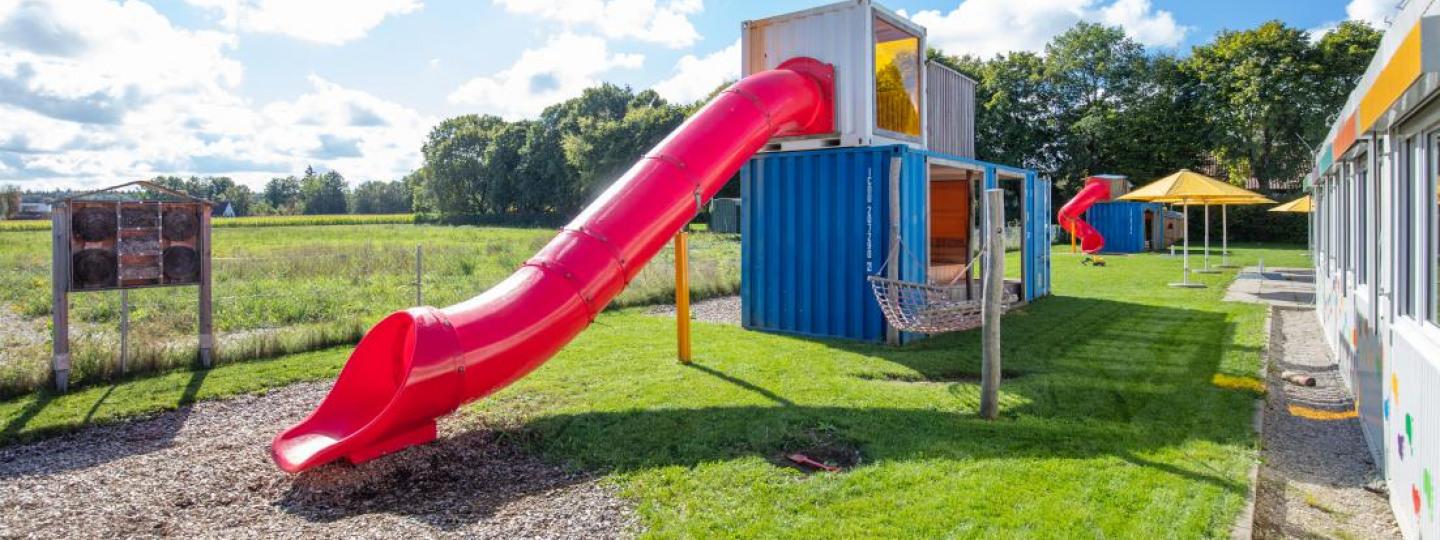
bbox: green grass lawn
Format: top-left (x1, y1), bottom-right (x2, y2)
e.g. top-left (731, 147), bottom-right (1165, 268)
top-left (0, 223), bottom-right (738, 397)
top-left (0, 242), bottom-right (1309, 538)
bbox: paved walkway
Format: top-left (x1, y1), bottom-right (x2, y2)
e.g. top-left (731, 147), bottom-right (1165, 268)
top-left (1224, 267), bottom-right (1314, 307)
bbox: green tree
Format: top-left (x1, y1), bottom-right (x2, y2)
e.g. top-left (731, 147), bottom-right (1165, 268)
top-left (1185, 20), bottom-right (1379, 189)
top-left (418, 114), bottom-right (508, 215)
top-left (263, 176), bottom-right (302, 211)
top-left (219, 184), bottom-right (253, 216)
top-left (0, 185), bottom-right (20, 219)
top-left (352, 180), bottom-right (413, 214)
top-left (300, 169), bottom-right (349, 214)
top-left (1043, 23), bottom-right (1152, 194)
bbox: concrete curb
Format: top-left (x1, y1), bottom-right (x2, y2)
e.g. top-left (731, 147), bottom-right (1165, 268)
top-left (1232, 305), bottom-right (1278, 540)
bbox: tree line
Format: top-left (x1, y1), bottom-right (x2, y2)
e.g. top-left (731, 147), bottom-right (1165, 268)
top-left (147, 167), bottom-right (412, 217)
top-left (410, 85), bottom-right (692, 220)
top-left (931, 20), bottom-right (1379, 200)
top-left (414, 19), bottom-right (1380, 220)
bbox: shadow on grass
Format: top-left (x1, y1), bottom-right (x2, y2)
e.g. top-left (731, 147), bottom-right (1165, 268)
top-left (275, 295), bottom-right (1261, 525)
top-left (0, 366), bottom-right (211, 480)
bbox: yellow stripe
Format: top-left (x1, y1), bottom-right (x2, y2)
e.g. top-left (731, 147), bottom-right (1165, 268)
top-left (1288, 405), bottom-right (1359, 420)
top-left (1212, 374), bottom-right (1265, 393)
top-left (1359, 22), bottom-right (1424, 132)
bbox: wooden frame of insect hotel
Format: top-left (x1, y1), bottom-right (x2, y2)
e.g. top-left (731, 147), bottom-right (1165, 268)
top-left (50, 181), bottom-right (214, 391)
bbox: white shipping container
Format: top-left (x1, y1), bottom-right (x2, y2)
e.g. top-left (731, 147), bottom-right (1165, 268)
top-left (743, 0), bottom-right (927, 152)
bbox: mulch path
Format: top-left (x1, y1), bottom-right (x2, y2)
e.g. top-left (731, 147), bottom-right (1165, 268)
top-left (0, 381), bottom-right (637, 539)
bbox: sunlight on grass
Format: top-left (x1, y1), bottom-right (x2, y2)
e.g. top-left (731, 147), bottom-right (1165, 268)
top-left (0, 242), bottom-right (1309, 537)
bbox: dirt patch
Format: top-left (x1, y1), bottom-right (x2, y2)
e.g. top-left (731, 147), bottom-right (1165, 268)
top-left (0, 382), bottom-right (638, 539)
top-left (770, 426), bottom-right (863, 474)
top-left (644, 296), bottom-right (740, 325)
top-left (1252, 307), bottom-right (1399, 540)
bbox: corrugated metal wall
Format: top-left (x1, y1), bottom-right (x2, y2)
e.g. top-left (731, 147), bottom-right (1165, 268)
top-left (743, 0), bottom-right (927, 150)
top-left (742, 146), bottom-right (1047, 343)
top-left (741, 146), bottom-right (924, 343)
top-left (925, 61), bottom-right (975, 158)
top-left (709, 198), bottom-right (741, 233)
top-left (743, 2), bottom-right (871, 148)
top-left (1086, 201), bottom-right (1163, 253)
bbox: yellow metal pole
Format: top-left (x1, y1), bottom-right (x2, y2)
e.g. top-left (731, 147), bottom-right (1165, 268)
top-left (674, 231), bottom-right (692, 364)
top-left (1069, 224), bottom-right (1076, 253)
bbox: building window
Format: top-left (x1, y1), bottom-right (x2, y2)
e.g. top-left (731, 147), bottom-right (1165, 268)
top-left (1398, 138), bottom-right (1414, 317)
top-left (1358, 155), bottom-right (1369, 285)
top-left (874, 15), bottom-right (921, 138)
top-left (1430, 133), bottom-right (1440, 324)
top-left (1342, 169), bottom-right (1351, 275)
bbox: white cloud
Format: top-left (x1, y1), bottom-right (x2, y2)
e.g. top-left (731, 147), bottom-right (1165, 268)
top-left (1308, 0), bottom-right (1401, 41)
top-left (911, 0), bottom-right (1191, 58)
top-left (185, 0), bottom-right (422, 45)
top-left (428, 58), bottom-right (440, 68)
top-left (1346, 0), bottom-right (1403, 28)
top-left (448, 33), bottom-right (643, 120)
top-left (652, 38), bottom-right (738, 104)
top-left (494, 0), bottom-right (702, 48)
top-left (0, 0), bottom-right (432, 189)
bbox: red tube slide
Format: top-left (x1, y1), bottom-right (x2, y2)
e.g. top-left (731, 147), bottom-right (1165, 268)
top-left (1057, 177), bottom-right (1112, 254)
top-left (271, 58), bottom-right (836, 473)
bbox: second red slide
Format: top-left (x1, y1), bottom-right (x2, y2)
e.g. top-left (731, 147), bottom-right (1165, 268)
top-left (1057, 177), bottom-right (1113, 254)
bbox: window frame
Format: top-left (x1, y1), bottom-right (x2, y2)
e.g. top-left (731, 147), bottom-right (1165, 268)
top-left (1398, 135), bottom-right (1417, 319)
top-left (871, 10), bottom-right (923, 143)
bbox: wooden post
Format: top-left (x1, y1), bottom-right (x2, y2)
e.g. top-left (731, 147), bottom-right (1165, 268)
top-left (979, 189), bottom-right (1004, 420)
top-left (198, 204), bottom-right (213, 368)
top-left (674, 231), bottom-right (691, 364)
top-left (51, 203), bottom-right (70, 392)
top-left (119, 289), bottom-right (129, 374)
top-left (416, 244), bottom-right (424, 305)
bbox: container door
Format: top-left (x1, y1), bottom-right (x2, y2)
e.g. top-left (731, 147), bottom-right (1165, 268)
top-left (1021, 173), bottom-right (1052, 300)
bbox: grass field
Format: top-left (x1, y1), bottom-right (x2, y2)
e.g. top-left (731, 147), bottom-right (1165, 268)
top-left (0, 213), bottom-right (419, 232)
top-left (0, 243), bottom-right (1308, 537)
top-left (0, 223), bottom-right (738, 397)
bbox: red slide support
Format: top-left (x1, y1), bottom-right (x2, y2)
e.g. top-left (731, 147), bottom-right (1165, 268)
top-left (1057, 177), bottom-right (1112, 254)
top-left (271, 58), bottom-right (835, 473)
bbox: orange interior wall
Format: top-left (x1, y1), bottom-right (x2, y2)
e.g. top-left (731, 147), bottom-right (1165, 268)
top-left (930, 180), bottom-right (970, 264)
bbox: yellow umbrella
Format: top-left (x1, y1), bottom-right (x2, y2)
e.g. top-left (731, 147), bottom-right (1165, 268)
top-left (1269, 195), bottom-right (1313, 213)
top-left (1120, 170), bottom-right (1270, 287)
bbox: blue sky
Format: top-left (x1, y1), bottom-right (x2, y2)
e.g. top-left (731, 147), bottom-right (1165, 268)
top-left (0, 0), bottom-right (1402, 189)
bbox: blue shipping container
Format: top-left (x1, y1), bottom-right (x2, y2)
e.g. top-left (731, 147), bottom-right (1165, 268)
top-left (741, 145), bottom-right (1049, 344)
top-left (1085, 201), bottom-right (1165, 253)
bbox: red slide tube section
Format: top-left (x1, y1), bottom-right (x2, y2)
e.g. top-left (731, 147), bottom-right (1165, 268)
top-left (1057, 177), bottom-right (1112, 254)
top-left (271, 58), bottom-right (835, 473)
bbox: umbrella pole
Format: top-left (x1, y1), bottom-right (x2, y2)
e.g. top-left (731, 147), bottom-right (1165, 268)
top-left (1196, 203), bottom-right (1219, 274)
top-left (1219, 205), bottom-right (1237, 268)
top-left (1170, 201), bottom-right (1206, 288)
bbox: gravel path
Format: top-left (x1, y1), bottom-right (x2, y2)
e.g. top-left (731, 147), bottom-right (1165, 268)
top-left (644, 295), bottom-right (740, 324)
top-left (0, 382), bottom-right (637, 539)
top-left (1253, 307), bottom-right (1399, 539)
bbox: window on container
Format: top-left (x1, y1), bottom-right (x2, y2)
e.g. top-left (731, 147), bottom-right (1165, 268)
top-left (1340, 170), bottom-right (1350, 275)
top-left (1357, 153), bottom-right (1369, 285)
top-left (1398, 137), bottom-right (1415, 318)
top-left (1430, 133), bottom-right (1440, 324)
top-left (874, 15), bottom-right (921, 138)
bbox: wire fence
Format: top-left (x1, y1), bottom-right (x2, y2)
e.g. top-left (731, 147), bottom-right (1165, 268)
top-left (0, 236), bottom-right (742, 397)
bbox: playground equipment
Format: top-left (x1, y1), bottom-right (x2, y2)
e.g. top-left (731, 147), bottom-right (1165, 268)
top-left (739, 1), bottom-right (1051, 345)
top-left (1057, 175), bottom-right (1126, 254)
top-left (274, 0), bottom-right (1048, 472)
top-left (271, 58), bottom-right (836, 472)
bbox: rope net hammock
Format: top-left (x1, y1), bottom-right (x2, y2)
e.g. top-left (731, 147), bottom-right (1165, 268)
top-left (867, 236), bottom-right (1017, 334)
